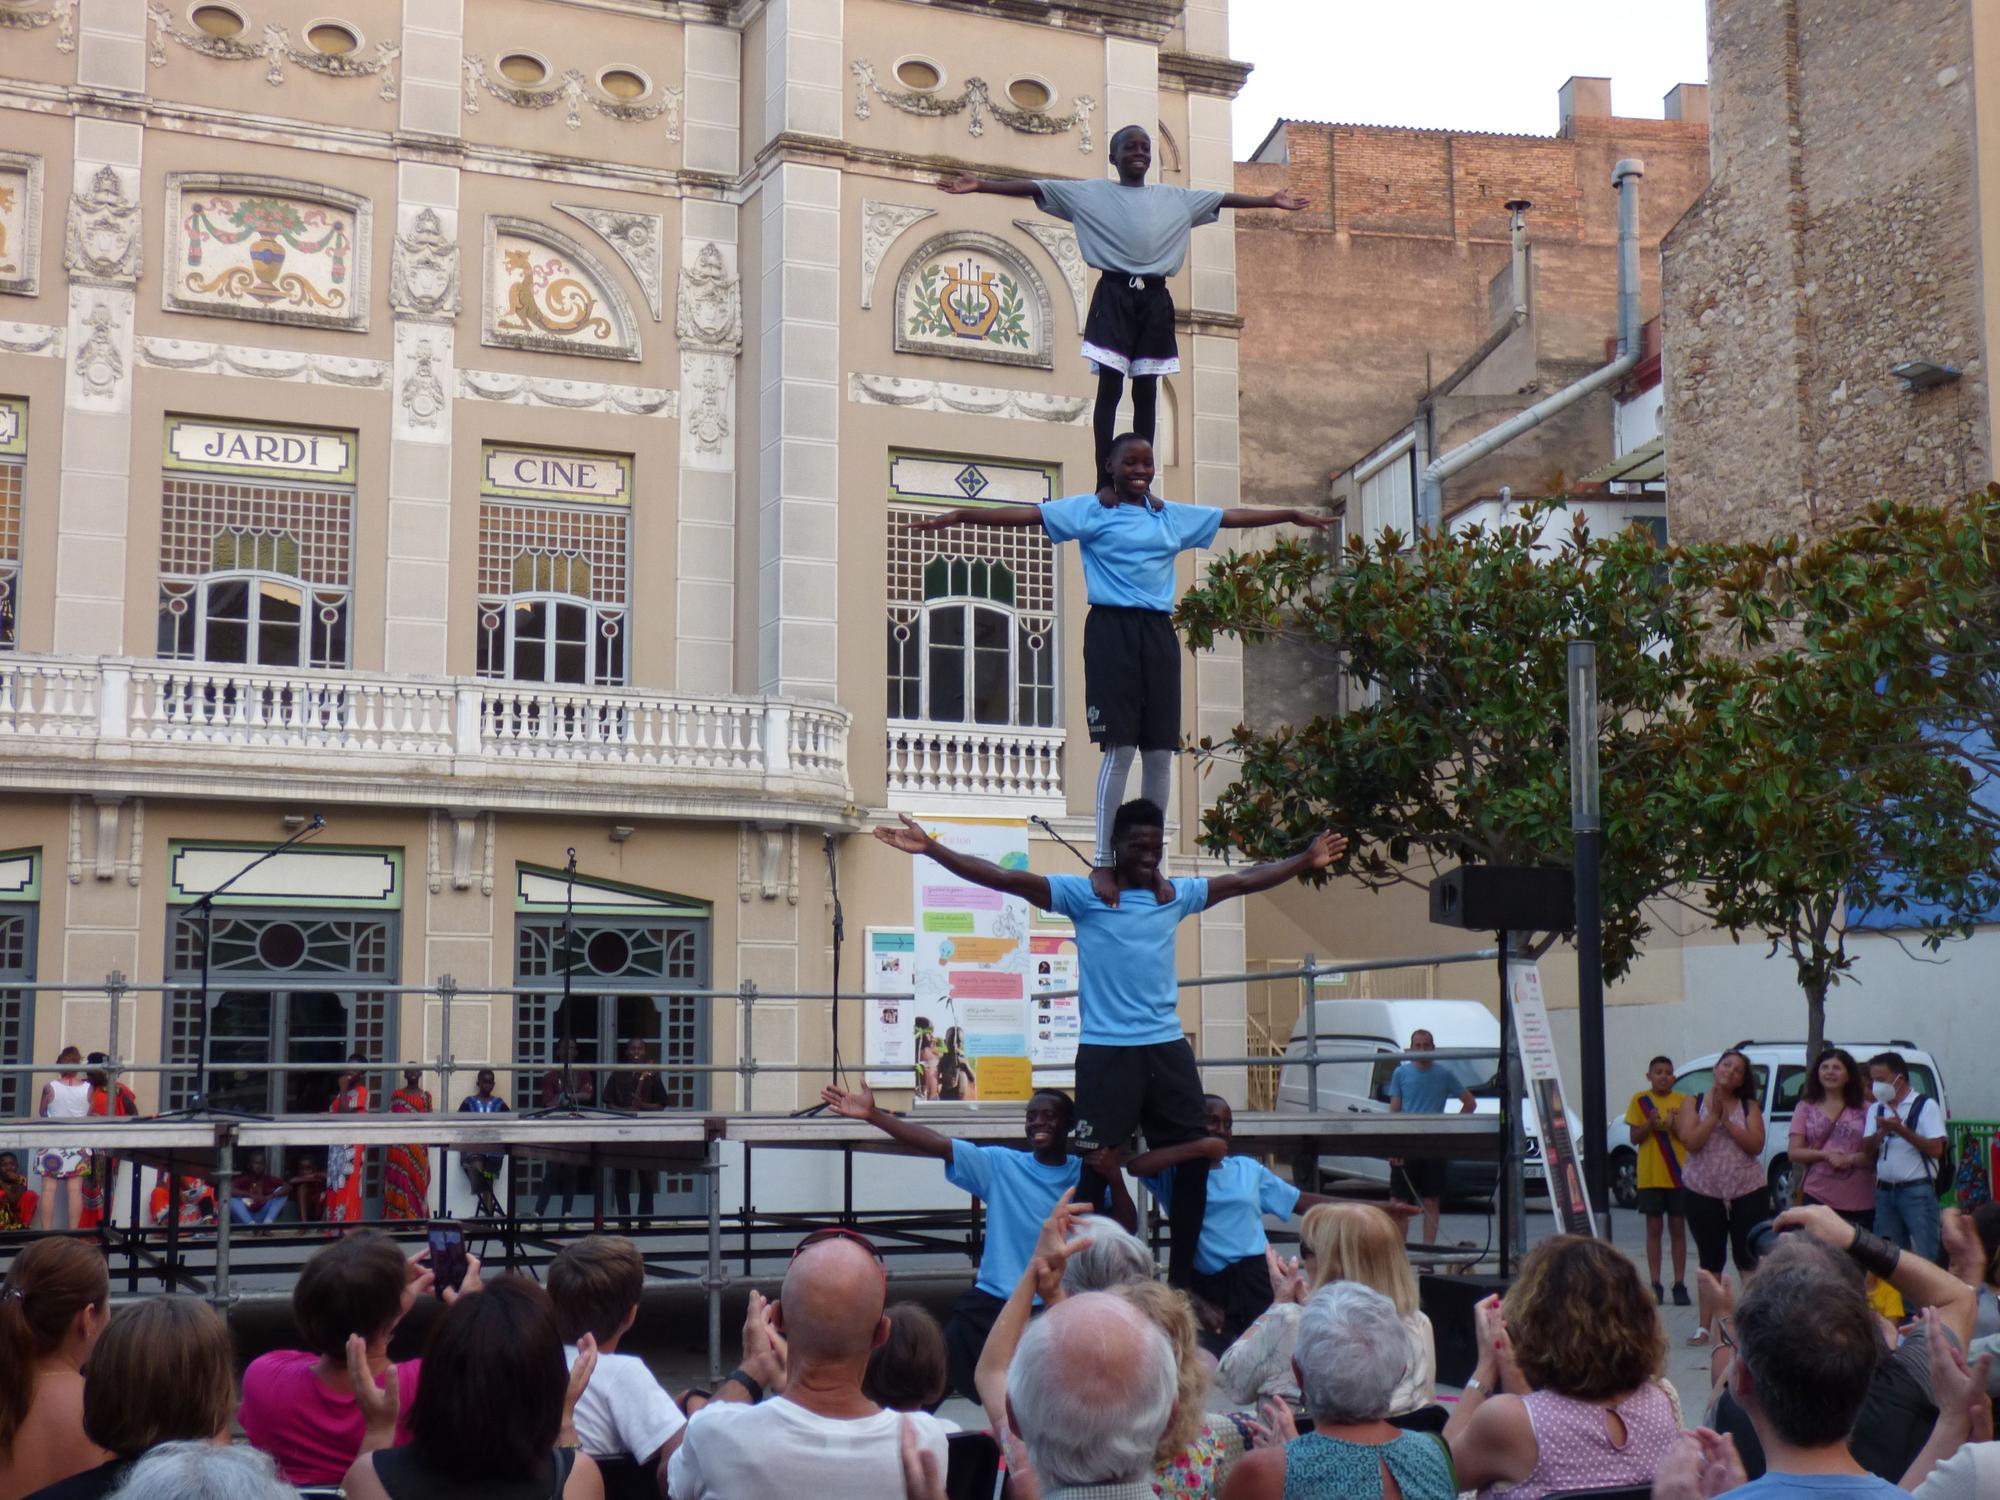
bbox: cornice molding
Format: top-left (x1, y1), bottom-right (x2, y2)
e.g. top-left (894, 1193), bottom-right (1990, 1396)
top-left (1157, 50), bottom-right (1253, 100)
top-left (736, 0), bottom-right (1179, 43)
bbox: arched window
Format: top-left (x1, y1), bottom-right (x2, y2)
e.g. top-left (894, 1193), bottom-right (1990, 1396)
top-left (477, 549), bottom-right (626, 686)
top-left (888, 535), bottom-right (1056, 730)
top-left (156, 529), bottom-right (350, 670)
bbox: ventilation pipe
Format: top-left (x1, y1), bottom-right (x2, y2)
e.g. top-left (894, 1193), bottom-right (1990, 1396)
top-left (1507, 199), bottom-right (1532, 319)
top-left (1417, 160), bottom-right (1644, 532)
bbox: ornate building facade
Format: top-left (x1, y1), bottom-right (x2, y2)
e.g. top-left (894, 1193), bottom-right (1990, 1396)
top-left (0, 0), bottom-right (1254, 1198)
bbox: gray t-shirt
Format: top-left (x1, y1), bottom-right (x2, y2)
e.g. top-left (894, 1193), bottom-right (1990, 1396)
top-left (1029, 177), bottom-right (1225, 276)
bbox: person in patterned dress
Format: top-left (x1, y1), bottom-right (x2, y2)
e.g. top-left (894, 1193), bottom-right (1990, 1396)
top-left (383, 1070), bottom-right (432, 1220)
top-left (324, 1055), bottom-right (370, 1226)
top-left (0, 1151), bottom-right (39, 1230)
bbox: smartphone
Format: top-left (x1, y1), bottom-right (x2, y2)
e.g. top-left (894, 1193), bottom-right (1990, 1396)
top-left (427, 1221), bottom-right (468, 1297)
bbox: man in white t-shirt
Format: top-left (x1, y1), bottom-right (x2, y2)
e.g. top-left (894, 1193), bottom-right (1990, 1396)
top-left (548, 1235), bottom-right (687, 1489)
top-left (1864, 1050), bottom-right (1947, 1262)
top-left (668, 1228), bottom-right (951, 1499)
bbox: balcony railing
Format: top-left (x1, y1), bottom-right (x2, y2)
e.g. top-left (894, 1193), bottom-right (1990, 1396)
top-left (0, 656), bottom-right (851, 815)
top-left (885, 720), bottom-right (1066, 814)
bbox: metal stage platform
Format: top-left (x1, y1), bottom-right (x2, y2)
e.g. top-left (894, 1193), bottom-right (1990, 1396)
top-left (0, 1109), bottom-right (1499, 1381)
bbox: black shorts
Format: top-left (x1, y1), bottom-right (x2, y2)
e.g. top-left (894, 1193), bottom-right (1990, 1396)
top-left (1082, 273), bottom-right (1179, 377)
top-left (1072, 1039), bottom-right (1207, 1154)
top-left (1394, 1158), bottom-right (1449, 1202)
top-left (1634, 1186), bottom-right (1686, 1217)
top-left (1084, 606), bottom-right (1180, 750)
top-left (1189, 1252), bottom-right (1275, 1354)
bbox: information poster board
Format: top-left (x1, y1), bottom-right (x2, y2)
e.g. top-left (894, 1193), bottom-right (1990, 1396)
top-left (863, 927), bottom-right (918, 1089)
top-left (1029, 928), bottom-right (1081, 1083)
top-left (912, 818), bottom-right (1033, 1101)
top-left (1508, 963), bottom-right (1596, 1237)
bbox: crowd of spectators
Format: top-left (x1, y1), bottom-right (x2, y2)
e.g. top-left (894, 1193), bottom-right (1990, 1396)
top-left (8, 1082), bottom-right (2000, 1500)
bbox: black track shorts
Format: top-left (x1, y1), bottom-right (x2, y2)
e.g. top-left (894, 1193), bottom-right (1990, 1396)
top-left (1083, 605), bottom-right (1181, 751)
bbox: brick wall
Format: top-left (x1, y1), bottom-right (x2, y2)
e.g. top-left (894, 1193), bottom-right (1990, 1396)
top-left (1665, 0), bottom-right (1991, 544)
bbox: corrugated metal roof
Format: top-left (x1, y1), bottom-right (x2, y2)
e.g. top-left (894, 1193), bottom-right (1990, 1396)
top-left (1576, 435), bottom-right (1666, 486)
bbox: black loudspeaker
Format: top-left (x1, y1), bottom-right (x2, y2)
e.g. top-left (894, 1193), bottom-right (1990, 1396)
top-left (1428, 864), bottom-right (1574, 932)
top-left (1420, 1271), bottom-right (1513, 1387)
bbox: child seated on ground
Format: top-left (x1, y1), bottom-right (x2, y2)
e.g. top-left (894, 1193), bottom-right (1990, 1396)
top-left (547, 1233), bottom-right (687, 1500)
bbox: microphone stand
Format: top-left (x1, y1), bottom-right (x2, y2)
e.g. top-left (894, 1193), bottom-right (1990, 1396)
top-left (790, 832), bottom-right (846, 1117)
top-left (153, 816), bottom-right (326, 1121)
top-left (527, 849), bottom-right (629, 1121)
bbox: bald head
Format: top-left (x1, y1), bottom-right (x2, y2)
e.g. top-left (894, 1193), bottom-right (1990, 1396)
top-left (776, 1236), bottom-right (888, 1364)
top-left (1006, 1292), bottom-right (1176, 1486)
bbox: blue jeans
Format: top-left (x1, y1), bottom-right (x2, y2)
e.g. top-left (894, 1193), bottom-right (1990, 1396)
top-left (1874, 1179), bottom-right (1940, 1261)
top-left (228, 1197), bottom-right (286, 1225)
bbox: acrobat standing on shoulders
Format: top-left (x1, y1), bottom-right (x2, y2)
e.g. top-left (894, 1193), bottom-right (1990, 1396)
top-left (943, 124), bottom-right (1306, 493)
top-left (911, 432), bottom-right (1330, 901)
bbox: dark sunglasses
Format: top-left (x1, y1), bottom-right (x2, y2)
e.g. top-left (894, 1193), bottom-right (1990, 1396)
top-left (791, 1226), bottom-right (886, 1269)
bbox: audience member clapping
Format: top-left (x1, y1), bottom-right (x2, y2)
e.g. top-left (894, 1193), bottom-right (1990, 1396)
top-left (103, 1443), bottom-right (294, 1500)
top-left (1111, 1278), bottom-right (1243, 1496)
top-left (547, 1235), bottom-right (686, 1497)
top-left (0, 1237), bottom-right (111, 1500)
top-left (24, 1298), bottom-right (235, 1500)
top-left (1221, 1282), bottom-right (1456, 1500)
top-left (667, 1229), bottom-right (950, 1499)
top-left (1446, 1234), bottom-right (1678, 1498)
top-left (238, 1228), bottom-right (452, 1485)
top-left (864, 1303), bottom-right (952, 1418)
top-left (340, 1273), bottom-right (601, 1499)
top-left (1005, 1291), bottom-right (1178, 1500)
top-left (1217, 1201), bottom-right (1434, 1420)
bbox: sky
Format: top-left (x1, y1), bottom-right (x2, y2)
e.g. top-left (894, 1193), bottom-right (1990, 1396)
top-left (1228, 0), bottom-right (1711, 159)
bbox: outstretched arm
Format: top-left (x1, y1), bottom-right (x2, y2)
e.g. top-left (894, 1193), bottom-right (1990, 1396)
top-left (940, 173), bottom-right (1043, 198)
top-left (1125, 1135), bottom-right (1226, 1177)
top-left (1775, 1203), bottom-right (1979, 1346)
top-left (1205, 831), bottom-right (1346, 908)
top-left (874, 813), bottom-right (1053, 909)
top-left (1218, 190), bottom-right (1309, 212)
top-left (1218, 506), bottom-right (1334, 530)
top-left (819, 1083), bottom-right (956, 1161)
top-left (907, 505), bottom-right (1045, 533)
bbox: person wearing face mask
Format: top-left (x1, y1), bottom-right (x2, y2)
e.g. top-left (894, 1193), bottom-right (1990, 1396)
top-left (1863, 1051), bottom-right (1947, 1262)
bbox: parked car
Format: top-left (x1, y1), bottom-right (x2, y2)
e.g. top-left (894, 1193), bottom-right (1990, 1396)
top-left (1604, 1039), bottom-right (1950, 1210)
top-left (1275, 998), bottom-right (1543, 1198)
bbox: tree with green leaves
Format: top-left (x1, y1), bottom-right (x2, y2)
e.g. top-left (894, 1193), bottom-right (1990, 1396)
top-left (1176, 502), bottom-right (1709, 980)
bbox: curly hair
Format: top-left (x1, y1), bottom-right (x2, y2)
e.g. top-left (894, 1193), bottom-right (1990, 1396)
top-left (1110, 1280), bottom-right (1205, 1467)
top-left (1502, 1235), bottom-right (1664, 1401)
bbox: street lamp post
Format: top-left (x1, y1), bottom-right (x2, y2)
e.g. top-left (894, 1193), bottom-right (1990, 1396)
top-left (1568, 640), bottom-right (1610, 1233)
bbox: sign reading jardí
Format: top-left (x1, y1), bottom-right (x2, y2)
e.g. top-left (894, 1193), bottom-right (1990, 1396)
top-left (482, 444), bottom-right (631, 505)
top-left (165, 417), bottom-right (356, 482)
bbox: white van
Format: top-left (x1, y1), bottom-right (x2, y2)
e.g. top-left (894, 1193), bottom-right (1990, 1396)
top-left (1604, 1040), bottom-right (1951, 1209)
top-left (1274, 998), bottom-right (1534, 1197)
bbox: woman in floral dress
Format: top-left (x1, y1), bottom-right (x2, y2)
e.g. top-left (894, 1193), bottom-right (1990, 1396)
top-left (323, 1055), bottom-right (369, 1225)
top-left (36, 1046), bottom-right (91, 1230)
top-left (1787, 1046), bottom-right (1876, 1228)
top-left (78, 1053), bottom-right (139, 1230)
top-left (1112, 1279), bottom-right (1243, 1498)
top-left (384, 1069), bottom-right (433, 1220)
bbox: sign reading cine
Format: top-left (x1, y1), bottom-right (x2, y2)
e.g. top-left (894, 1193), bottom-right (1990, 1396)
top-left (484, 446), bottom-right (631, 503)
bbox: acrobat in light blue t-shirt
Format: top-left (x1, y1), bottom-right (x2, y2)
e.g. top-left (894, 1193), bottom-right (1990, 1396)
top-left (1039, 493), bottom-right (1224, 614)
top-left (1385, 1061), bottom-right (1467, 1115)
top-left (1042, 873), bottom-right (1209, 1047)
top-left (945, 1139), bottom-right (1081, 1300)
top-left (1143, 1154), bottom-right (1302, 1275)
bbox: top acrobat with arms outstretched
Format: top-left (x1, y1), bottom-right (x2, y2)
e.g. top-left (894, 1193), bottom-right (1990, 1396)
top-left (942, 124), bottom-right (1305, 494)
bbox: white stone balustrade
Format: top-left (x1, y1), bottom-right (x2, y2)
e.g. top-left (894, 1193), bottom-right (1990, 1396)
top-left (885, 721), bottom-right (1066, 814)
top-left (0, 655), bottom-right (852, 818)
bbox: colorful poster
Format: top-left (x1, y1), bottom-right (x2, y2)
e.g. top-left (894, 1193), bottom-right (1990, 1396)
top-left (864, 927), bottom-right (918, 1089)
top-left (913, 818), bottom-right (1033, 1101)
top-left (1029, 929), bottom-right (1081, 1082)
top-left (1508, 963), bottom-right (1596, 1237)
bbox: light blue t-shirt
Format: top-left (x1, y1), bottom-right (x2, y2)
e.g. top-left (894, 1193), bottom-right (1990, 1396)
top-left (1029, 177), bottom-right (1225, 277)
top-left (1720, 1475), bottom-right (1906, 1500)
top-left (1385, 1061), bottom-right (1466, 1115)
top-left (1039, 493), bottom-right (1224, 613)
top-left (1143, 1153), bottom-right (1302, 1274)
top-left (1043, 873), bottom-right (1209, 1046)
top-left (945, 1140), bottom-right (1082, 1299)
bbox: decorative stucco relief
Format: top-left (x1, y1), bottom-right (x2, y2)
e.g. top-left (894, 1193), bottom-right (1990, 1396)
top-left (0, 0), bottom-right (75, 51)
top-left (848, 372), bottom-right (1090, 426)
top-left (389, 206), bottom-right (460, 321)
top-left (483, 216), bottom-right (641, 361)
top-left (0, 321), bottom-right (62, 358)
top-left (64, 166), bottom-right (142, 287)
top-left (893, 230), bottom-right (1055, 370)
top-left (145, 4), bottom-right (400, 99)
top-left (675, 241), bottom-right (741, 354)
top-left (1014, 219), bottom-right (1088, 332)
top-left (137, 335), bottom-right (391, 387)
top-left (164, 174), bottom-right (371, 333)
top-left (462, 55), bottom-right (682, 140)
top-left (456, 367), bottom-right (675, 417)
top-left (851, 60), bottom-right (1094, 152)
top-left (859, 201), bottom-right (935, 310)
top-left (558, 204), bottom-right (663, 322)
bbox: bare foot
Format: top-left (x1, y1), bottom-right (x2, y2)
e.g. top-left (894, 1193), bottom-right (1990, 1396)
top-left (1089, 865), bottom-right (1121, 907)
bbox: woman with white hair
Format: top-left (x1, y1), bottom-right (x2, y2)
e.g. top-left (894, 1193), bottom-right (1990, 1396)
top-left (106, 1443), bottom-right (296, 1500)
top-left (1061, 1217), bottom-right (1155, 1294)
top-left (1219, 1283), bottom-right (1457, 1500)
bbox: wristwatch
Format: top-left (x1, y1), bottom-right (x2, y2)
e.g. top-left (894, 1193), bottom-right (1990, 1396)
top-left (1463, 1376), bottom-right (1488, 1397)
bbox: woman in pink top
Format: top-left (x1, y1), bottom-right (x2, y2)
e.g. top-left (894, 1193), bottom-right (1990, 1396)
top-left (1788, 1047), bottom-right (1876, 1229)
top-left (240, 1228), bottom-right (461, 1485)
top-left (1445, 1236), bottom-right (1679, 1500)
top-left (1673, 1049), bottom-right (1769, 1345)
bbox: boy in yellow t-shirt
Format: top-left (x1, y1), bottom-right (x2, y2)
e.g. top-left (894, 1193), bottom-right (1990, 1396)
top-left (1624, 1054), bottom-right (1690, 1306)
